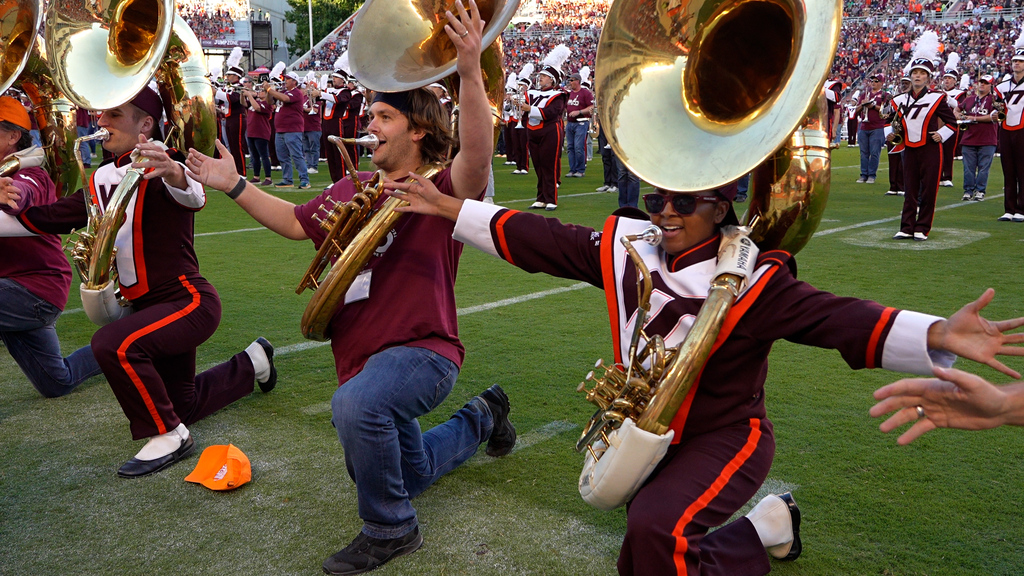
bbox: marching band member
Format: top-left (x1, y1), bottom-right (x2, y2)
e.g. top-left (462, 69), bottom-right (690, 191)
top-left (995, 28), bottom-right (1024, 222)
top-left (522, 45), bottom-right (570, 210)
top-left (510, 63), bottom-right (533, 176)
top-left (824, 79), bottom-right (843, 147)
top-left (958, 75), bottom-right (1000, 202)
top-left (844, 90), bottom-right (859, 146)
top-left (221, 47), bottom-right (248, 178)
top-left (243, 79), bottom-right (274, 186)
top-left (342, 73), bottom-right (365, 170)
top-left (0, 88), bottom-right (277, 477)
top-left (183, 2), bottom-right (515, 573)
top-left (265, 70), bottom-right (310, 189)
top-left (856, 73), bottom-right (890, 184)
top-left (501, 71), bottom-right (518, 168)
top-left (889, 32), bottom-right (957, 241)
top-left (319, 62), bottom-right (352, 182)
top-left (564, 70), bottom-right (594, 178)
top-left (386, 159), bottom-right (1024, 576)
top-left (302, 72), bottom-right (322, 175)
top-left (939, 53), bottom-right (966, 188)
top-left (0, 96), bottom-right (102, 397)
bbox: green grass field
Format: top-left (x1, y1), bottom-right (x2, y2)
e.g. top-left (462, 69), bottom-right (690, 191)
top-left (3, 146), bottom-right (1024, 575)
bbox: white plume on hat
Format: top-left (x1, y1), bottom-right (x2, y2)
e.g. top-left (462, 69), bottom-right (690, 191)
top-left (944, 52), bottom-right (960, 73)
top-left (320, 74), bottom-right (329, 90)
top-left (911, 31), bottom-right (940, 64)
top-left (579, 66), bottom-right (591, 84)
top-left (270, 61), bottom-right (286, 80)
top-left (518, 63), bottom-right (534, 81)
top-left (209, 62), bottom-right (223, 80)
top-left (227, 47), bottom-right (244, 71)
top-left (959, 73), bottom-right (969, 90)
top-left (542, 44), bottom-right (571, 72)
top-left (304, 71), bottom-right (316, 86)
top-left (851, 89), bottom-right (860, 100)
top-left (335, 51), bottom-right (352, 76)
top-left (505, 71), bottom-right (517, 90)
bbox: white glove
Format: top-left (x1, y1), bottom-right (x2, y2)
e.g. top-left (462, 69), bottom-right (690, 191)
top-left (80, 281), bottom-right (133, 326)
top-left (578, 418), bottom-right (674, 510)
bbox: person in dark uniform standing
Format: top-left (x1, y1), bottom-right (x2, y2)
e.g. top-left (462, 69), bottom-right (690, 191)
top-left (0, 88), bottom-right (277, 477)
top-left (889, 32), bottom-right (957, 241)
top-left (521, 44), bottom-right (569, 210)
top-left (884, 76), bottom-right (910, 197)
top-left (221, 48), bottom-right (248, 178)
top-left (939, 53), bottom-right (966, 188)
top-left (958, 74), bottom-right (1000, 202)
top-left (994, 37), bottom-right (1024, 222)
top-left (510, 63), bottom-right (533, 176)
top-left (317, 66), bottom-right (352, 182)
top-left (387, 160), bottom-right (1024, 576)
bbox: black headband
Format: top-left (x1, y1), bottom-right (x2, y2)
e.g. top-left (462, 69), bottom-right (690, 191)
top-left (372, 91), bottom-right (413, 115)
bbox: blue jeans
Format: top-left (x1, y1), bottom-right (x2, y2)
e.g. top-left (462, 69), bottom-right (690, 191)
top-left (303, 130), bottom-right (321, 170)
top-left (247, 137), bottom-right (271, 179)
top-left (275, 131), bottom-right (308, 186)
top-left (858, 127), bottom-right (885, 178)
top-left (331, 346), bottom-right (492, 539)
top-left (962, 145), bottom-right (996, 194)
top-left (566, 120), bottom-right (589, 175)
top-left (0, 279), bottom-right (102, 397)
top-left (76, 126), bottom-right (94, 166)
top-left (615, 155), bottom-right (640, 208)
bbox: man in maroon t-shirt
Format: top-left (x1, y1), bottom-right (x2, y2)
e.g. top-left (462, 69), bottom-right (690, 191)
top-left (265, 71), bottom-right (310, 189)
top-left (856, 74), bottom-right (890, 184)
top-left (564, 72), bottom-right (594, 178)
top-left (957, 75), bottom-right (1000, 201)
top-left (0, 96), bottom-right (102, 397)
top-left (184, 3), bottom-right (516, 574)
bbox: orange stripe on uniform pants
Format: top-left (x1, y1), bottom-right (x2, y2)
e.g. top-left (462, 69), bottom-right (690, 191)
top-left (672, 418), bottom-right (763, 575)
top-left (117, 276), bottom-right (202, 435)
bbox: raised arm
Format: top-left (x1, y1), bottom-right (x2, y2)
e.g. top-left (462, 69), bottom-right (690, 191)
top-left (445, 0), bottom-right (492, 200)
top-left (185, 140), bottom-right (309, 240)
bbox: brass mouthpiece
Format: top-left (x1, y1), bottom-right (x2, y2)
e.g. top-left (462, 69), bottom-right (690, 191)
top-left (624, 225), bottom-right (664, 247)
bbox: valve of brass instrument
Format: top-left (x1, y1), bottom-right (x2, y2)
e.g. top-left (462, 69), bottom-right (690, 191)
top-left (312, 196), bottom-right (341, 231)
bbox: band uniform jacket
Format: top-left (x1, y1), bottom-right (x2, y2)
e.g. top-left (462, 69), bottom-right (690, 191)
top-left (890, 88), bottom-right (957, 147)
top-left (995, 77), bottom-right (1024, 130)
top-left (525, 88), bottom-right (566, 133)
top-left (451, 201), bottom-right (950, 443)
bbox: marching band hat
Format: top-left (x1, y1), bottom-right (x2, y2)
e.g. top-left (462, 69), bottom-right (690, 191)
top-left (184, 444), bottom-right (252, 491)
top-left (538, 44), bottom-right (571, 85)
top-left (942, 69), bottom-right (958, 79)
top-left (0, 96), bottom-right (31, 131)
top-left (908, 58), bottom-right (936, 76)
top-left (331, 69), bottom-right (348, 80)
top-left (129, 87), bottom-right (164, 124)
top-left (1013, 48), bottom-right (1024, 62)
top-left (226, 66), bottom-right (245, 77)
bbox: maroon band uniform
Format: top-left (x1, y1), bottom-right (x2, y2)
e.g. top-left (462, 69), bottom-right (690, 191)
top-left (890, 88), bottom-right (957, 236)
top-left (15, 150), bottom-right (257, 440)
top-left (525, 87), bottom-right (566, 205)
top-left (941, 88), bottom-right (967, 182)
top-left (995, 77), bottom-right (1024, 216)
top-left (320, 85), bottom-right (350, 182)
top-left (222, 87), bottom-right (248, 177)
top-left (451, 200), bottom-right (950, 576)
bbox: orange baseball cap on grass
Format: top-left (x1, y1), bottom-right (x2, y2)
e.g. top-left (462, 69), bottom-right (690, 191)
top-left (0, 96), bottom-right (31, 131)
top-left (184, 444), bottom-right (252, 490)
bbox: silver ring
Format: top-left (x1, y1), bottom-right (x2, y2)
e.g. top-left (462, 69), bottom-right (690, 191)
top-left (458, 30), bottom-right (469, 38)
top-left (915, 405), bottom-right (926, 419)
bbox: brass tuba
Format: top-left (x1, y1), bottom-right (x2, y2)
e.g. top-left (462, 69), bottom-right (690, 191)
top-left (576, 0), bottom-right (841, 472)
top-left (295, 0), bottom-right (520, 341)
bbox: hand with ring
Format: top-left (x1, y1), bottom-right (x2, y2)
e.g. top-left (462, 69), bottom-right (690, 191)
top-left (870, 366), bottom-right (1024, 444)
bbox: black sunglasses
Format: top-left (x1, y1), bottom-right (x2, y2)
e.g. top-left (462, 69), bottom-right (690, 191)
top-left (642, 193), bottom-right (722, 215)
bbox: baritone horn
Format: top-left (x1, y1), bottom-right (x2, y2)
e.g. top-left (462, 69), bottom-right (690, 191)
top-left (295, 0), bottom-right (521, 341)
top-left (576, 0), bottom-right (841, 504)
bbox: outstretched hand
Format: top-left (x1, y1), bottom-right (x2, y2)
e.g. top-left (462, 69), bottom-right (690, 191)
top-left (386, 171), bottom-right (463, 222)
top-left (927, 289), bottom-right (1024, 378)
top-left (185, 140), bottom-right (241, 193)
top-left (870, 366), bottom-right (1015, 444)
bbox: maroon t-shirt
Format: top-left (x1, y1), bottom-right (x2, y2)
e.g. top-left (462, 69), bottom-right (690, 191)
top-left (246, 99), bottom-right (272, 140)
top-left (293, 168), bottom-right (469, 385)
top-left (566, 88), bottom-right (594, 121)
top-left (959, 93), bottom-right (1000, 147)
top-left (304, 106), bottom-right (322, 132)
top-left (274, 87), bottom-right (306, 133)
top-left (0, 166), bottom-right (70, 309)
top-left (859, 89), bottom-right (890, 131)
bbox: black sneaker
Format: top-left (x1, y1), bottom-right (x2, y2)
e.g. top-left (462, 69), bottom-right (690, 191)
top-left (256, 337), bottom-right (277, 393)
top-left (322, 527), bottom-right (423, 575)
top-left (479, 384), bottom-right (516, 457)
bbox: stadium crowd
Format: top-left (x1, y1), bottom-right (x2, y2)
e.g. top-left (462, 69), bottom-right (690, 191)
top-left (178, 0), bottom-right (248, 42)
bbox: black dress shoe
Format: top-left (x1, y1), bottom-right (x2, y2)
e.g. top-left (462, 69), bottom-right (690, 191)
top-left (776, 492), bottom-right (802, 561)
top-left (117, 436), bottom-right (196, 478)
top-left (256, 337), bottom-right (277, 393)
top-left (479, 385), bottom-right (516, 457)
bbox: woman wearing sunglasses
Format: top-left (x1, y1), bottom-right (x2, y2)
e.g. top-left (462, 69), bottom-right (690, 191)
top-left (381, 176), bottom-right (1024, 576)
